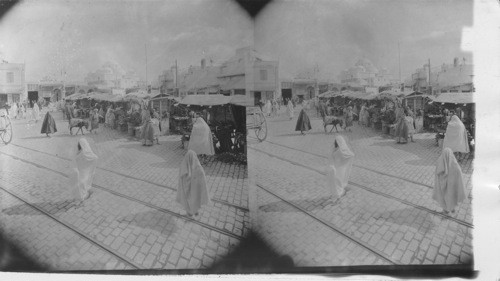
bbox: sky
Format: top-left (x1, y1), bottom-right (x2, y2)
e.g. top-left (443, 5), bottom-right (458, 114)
top-left (255, 0), bottom-right (474, 81)
top-left (0, 0), bottom-right (472, 83)
top-left (0, 0), bottom-right (253, 83)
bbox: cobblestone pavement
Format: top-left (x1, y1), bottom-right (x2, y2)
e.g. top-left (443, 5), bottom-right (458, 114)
top-left (248, 106), bottom-right (473, 266)
top-left (0, 109), bottom-right (249, 271)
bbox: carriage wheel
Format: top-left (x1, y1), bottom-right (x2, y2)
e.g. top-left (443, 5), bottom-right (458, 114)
top-left (254, 112), bottom-right (267, 142)
top-left (0, 116), bottom-right (13, 144)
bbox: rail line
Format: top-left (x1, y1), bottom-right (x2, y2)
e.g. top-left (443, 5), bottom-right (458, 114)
top-left (0, 150), bottom-right (245, 241)
top-left (8, 142), bottom-right (249, 213)
top-left (248, 136), bottom-right (437, 189)
top-left (249, 145), bottom-right (473, 229)
top-left (0, 185), bottom-right (142, 269)
top-left (256, 183), bottom-right (396, 265)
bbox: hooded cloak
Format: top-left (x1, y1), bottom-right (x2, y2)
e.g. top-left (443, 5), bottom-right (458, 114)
top-left (176, 150), bottom-right (211, 215)
top-left (432, 148), bottom-right (466, 212)
top-left (443, 115), bottom-right (470, 153)
top-left (188, 117), bottom-right (215, 155)
top-left (70, 139), bottom-right (98, 201)
top-left (326, 135), bottom-right (355, 200)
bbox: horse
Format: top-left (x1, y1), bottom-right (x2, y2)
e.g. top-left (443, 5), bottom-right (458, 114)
top-left (322, 115), bottom-right (344, 133)
top-left (66, 109), bottom-right (89, 135)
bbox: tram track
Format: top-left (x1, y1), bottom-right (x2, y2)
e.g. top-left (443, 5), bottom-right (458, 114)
top-left (248, 136), bottom-right (438, 189)
top-left (249, 145), bottom-right (473, 229)
top-left (0, 150), bottom-right (245, 241)
top-left (0, 185), bottom-right (142, 270)
top-left (256, 183), bottom-right (397, 265)
top-left (7, 142), bottom-right (249, 213)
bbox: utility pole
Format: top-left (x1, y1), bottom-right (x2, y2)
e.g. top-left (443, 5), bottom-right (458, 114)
top-left (145, 43), bottom-right (148, 89)
top-left (315, 63), bottom-right (319, 99)
top-left (428, 58), bottom-right (431, 95)
top-left (175, 59), bottom-right (178, 96)
top-left (398, 41), bottom-right (401, 83)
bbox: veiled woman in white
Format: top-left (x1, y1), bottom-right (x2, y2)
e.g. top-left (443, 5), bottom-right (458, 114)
top-left (70, 138), bottom-right (98, 203)
top-left (9, 103), bottom-right (17, 119)
top-left (105, 107), bottom-right (115, 128)
top-left (286, 99), bottom-right (294, 120)
top-left (264, 100), bottom-right (272, 117)
top-left (188, 116), bottom-right (215, 156)
top-left (33, 102), bottom-right (40, 122)
top-left (432, 148), bottom-right (465, 214)
top-left (176, 150), bottom-right (211, 217)
top-left (443, 115), bottom-right (469, 160)
top-left (326, 135), bottom-right (355, 202)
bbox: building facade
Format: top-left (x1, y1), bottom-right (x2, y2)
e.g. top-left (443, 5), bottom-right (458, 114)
top-left (169, 47), bottom-right (279, 105)
top-left (339, 58), bottom-right (394, 88)
top-left (0, 62), bottom-right (25, 105)
top-left (218, 47), bottom-right (279, 105)
top-left (408, 58), bottom-right (473, 94)
top-left (85, 63), bottom-right (140, 91)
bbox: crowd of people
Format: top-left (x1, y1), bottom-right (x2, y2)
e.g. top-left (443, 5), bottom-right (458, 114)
top-left (60, 99), bottom-right (162, 145)
top-left (6, 99), bottom-right (50, 124)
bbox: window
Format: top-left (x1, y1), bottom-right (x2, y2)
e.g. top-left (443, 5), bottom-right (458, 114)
top-left (234, 89), bottom-right (245, 95)
top-left (260, 69), bottom-right (267, 81)
top-left (12, 94), bottom-right (20, 103)
top-left (6, 72), bottom-right (14, 83)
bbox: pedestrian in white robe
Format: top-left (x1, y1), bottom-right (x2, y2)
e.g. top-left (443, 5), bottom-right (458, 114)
top-left (188, 117), bottom-right (215, 155)
top-left (9, 103), bottom-right (17, 119)
top-left (432, 148), bottom-right (466, 214)
top-left (26, 107), bottom-right (35, 124)
top-left (33, 102), bottom-right (40, 122)
top-left (287, 99), bottom-right (294, 120)
top-left (264, 100), bottom-right (272, 117)
top-left (18, 103), bottom-right (24, 119)
top-left (405, 114), bottom-right (415, 142)
top-left (176, 150), bottom-right (211, 217)
top-left (443, 115), bottom-right (470, 160)
top-left (105, 107), bottom-right (115, 128)
top-left (70, 138), bottom-right (98, 203)
top-left (326, 135), bottom-right (355, 202)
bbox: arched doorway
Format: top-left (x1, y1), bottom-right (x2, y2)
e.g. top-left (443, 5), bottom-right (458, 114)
top-left (52, 89), bottom-right (61, 102)
top-left (307, 86), bottom-right (315, 100)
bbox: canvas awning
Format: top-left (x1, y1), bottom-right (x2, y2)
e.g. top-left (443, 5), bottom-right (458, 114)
top-left (66, 92), bottom-right (89, 101)
top-left (430, 92), bottom-right (474, 104)
top-left (179, 94), bottom-right (252, 107)
top-left (318, 91), bottom-right (338, 98)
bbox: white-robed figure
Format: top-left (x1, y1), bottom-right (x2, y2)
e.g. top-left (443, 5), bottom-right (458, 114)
top-left (188, 116), bottom-right (215, 155)
top-left (326, 135), bottom-right (355, 202)
top-left (442, 115), bottom-right (469, 159)
top-left (286, 99), bottom-right (294, 120)
top-left (264, 100), bottom-right (272, 117)
top-left (9, 103), bottom-right (17, 119)
top-left (176, 150), bottom-right (211, 217)
top-left (70, 138), bottom-right (98, 203)
top-left (432, 148), bottom-right (466, 214)
top-left (33, 102), bottom-right (40, 122)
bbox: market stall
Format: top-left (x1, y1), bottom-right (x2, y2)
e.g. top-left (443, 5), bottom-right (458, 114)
top-left (177, 94), bottom-right (249, 154)
top-left (149, 92), bottom-right (180, 135)
top-left (403, 91), bottom-right (432, 133)
top-left (427, 92), bottom-right (475, 146)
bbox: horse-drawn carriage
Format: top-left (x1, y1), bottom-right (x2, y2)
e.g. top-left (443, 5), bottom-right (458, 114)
top-left (246, 106), bottom-right (267, 142)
